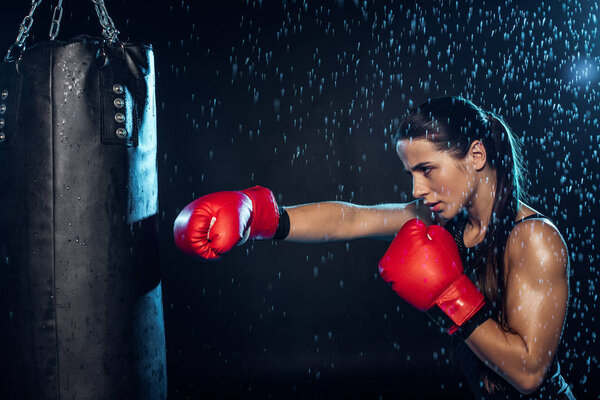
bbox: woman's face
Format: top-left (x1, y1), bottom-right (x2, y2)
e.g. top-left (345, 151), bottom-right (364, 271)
top-left (396, 138), bottom-right (478, 220)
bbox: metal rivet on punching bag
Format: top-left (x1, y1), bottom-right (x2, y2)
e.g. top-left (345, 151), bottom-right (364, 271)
top-left (0, 119), bottom-right (5, 129)
top-left (114, 98), bottom-right (125, 108)
top-left (0, 104), bottom-right (6, 114)
top-left (115, 113), bottom-right (125, 123)
top-left (0, 90), bottom-right (7, 100)
top-left (113, 84), bottom-right (124, 94)
top-left (116, 127), bottom-right (127, 138)
top-left (0, 132), bottom-right (5, 142)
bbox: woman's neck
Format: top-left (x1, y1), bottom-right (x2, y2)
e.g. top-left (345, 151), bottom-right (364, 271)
top-left (464, 170), bottom-right (497, 241)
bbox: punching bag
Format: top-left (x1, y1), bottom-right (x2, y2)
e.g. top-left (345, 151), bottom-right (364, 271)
top-left (0, 2), bottom-right (167, 399)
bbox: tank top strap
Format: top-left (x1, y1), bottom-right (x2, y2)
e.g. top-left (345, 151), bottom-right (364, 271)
top-left (514, 212), bottom-right (549, 224)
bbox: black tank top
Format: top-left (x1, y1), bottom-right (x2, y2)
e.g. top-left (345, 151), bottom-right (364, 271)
top-left (444, 213), bottom-right (575, 400)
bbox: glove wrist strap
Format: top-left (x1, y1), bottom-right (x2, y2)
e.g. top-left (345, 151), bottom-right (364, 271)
top-left (273, 207), bottom-right (290, 240)
top-left (241, 186), bottom-right (280, 239)
top-left (454, 303), bottom-right (493, 340)
top-left (425, 301), bottom-right (492, 339)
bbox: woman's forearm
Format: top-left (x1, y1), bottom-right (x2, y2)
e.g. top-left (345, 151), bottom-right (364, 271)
top-left (284, 200), bottom-right (424, 242)
top-left (284, 202), bottom-right (358, 242)
top-left (465, 320), bottom-right (551, 394)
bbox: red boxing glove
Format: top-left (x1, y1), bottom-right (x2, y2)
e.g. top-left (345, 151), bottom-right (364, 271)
top-left (173, 186), bottom-right (279, 259)
top-left (378, 218), bottom-right (485, 335)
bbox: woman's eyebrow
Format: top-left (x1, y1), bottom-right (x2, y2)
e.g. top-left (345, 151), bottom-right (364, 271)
top-left (403, 161), bottom-right (431, 175)
top-left (407, 161), bottom-right (431, 172)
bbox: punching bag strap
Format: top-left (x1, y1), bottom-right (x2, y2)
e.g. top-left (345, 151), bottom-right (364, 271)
top-left (4, 0), bottom-right (43, 63)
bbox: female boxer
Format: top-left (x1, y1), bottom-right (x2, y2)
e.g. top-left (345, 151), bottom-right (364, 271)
top-left (174, 97), bottom-right (575, 399)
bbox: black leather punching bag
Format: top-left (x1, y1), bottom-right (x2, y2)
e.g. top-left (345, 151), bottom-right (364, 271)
top-left (0, 2), bottom-right (166, 399)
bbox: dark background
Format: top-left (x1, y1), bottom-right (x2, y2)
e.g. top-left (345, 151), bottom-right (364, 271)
top-left (1, 1), bottom-right (598, 399)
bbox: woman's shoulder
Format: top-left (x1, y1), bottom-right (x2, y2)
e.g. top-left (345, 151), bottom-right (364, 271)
top-left (510, 203), bottom-right (562, 241)
top-left (505, 203), bottom-right (569, 273)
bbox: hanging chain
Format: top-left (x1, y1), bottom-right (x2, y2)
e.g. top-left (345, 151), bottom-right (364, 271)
top-left (4, 0), bottom-right (43, 62)
top-left (4, 0), bottom-right (121, 62)
top-left (91, 0), bottom-right (120, 43)
top-left (49, 0), bottom-right (64, 41)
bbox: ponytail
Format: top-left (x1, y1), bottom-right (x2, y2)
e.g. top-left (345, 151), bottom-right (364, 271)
top-left (474, 111), bottom-right (529, 332)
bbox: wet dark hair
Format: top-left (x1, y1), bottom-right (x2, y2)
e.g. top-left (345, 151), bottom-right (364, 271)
top-left (393, 96), bottom-right (530, 392)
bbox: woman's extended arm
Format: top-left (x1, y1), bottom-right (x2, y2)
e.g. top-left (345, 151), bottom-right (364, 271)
top-left (284, 199), bottom-right (435, 242)
top-left (464, 219), bottom-right (569, 394)
top-left (173, 185), bottom-right (435, 259)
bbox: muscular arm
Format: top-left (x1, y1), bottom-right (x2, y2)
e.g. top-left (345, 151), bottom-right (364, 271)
top-left (284, 199), bottom-right (435, 242)
top-left (464, 219), bottom-right (569, 394)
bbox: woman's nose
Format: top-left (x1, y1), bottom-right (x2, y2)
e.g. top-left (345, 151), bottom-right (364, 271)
top-left (412, 177), bottom-right (428, 199)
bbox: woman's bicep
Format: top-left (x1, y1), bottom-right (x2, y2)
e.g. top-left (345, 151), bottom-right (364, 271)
top-left (504, 221), bottom-right (570, 373)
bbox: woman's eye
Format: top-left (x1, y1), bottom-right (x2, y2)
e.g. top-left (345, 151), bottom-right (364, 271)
top-left (422, 167), bottom-right (432, 175)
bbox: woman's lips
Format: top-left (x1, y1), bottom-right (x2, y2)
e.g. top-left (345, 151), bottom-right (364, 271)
top-left (429, 202), bottom-right (441, 211)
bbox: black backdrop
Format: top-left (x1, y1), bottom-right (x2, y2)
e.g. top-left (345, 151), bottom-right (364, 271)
top-left (0, 1), bottom-right (598, 399)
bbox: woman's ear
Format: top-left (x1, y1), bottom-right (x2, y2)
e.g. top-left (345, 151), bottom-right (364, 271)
top-left (469, 140), bottom-right (487, 171)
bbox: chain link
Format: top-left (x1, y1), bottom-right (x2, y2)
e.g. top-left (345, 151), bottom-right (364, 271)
top-left (91, 0), bottom-right (120, 43)
top-left (4, 0), bottom-right (121, 62)
top-left (5, 0), bottom-right (43, 62)
top-left (49, 0), bottom-right (64, 41)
